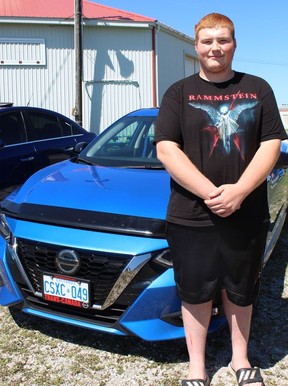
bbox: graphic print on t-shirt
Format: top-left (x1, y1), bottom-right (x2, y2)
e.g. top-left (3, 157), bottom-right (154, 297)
top-left (189, 98), bottom-right (258, 159)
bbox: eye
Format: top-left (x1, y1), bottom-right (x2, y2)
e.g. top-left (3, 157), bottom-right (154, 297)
top-left (202, 40), bottom-right (212, 45)
top-left (218, 38), bottom-right (232, 44)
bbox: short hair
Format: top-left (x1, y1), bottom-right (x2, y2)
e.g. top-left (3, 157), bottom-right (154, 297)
top-left (195, 13), bottom-right (235, 42)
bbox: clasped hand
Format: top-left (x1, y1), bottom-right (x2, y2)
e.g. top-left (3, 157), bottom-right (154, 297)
top-left (204, 184), bottom-right (244, 218)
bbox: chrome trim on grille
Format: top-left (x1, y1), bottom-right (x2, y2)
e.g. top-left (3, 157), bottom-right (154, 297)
top-left (13, 238), bottom-right (153, 310)
top-left (98, 253), bottom-right (152, 310)
top-left (8, 238), bottom-right (42, 297)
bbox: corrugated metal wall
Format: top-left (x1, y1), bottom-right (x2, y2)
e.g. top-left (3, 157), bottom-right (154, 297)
top-left (82, 26), bottom-right (154, 133)
top-left (156, 28), bottom-right (198, 104)
top-left (0, 22), bottom-right (154, 133)
top-left (0, 21), bottom-right (197, 133)
top-left (0, 23), bottom-right (75, 119)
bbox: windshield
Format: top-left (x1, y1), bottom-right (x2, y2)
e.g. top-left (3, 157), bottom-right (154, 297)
top-left (78, 113), bottom-right (162, 168)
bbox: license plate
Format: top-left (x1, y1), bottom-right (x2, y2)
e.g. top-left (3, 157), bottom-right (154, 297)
top-left (43, 274), bottom-right (90, 308)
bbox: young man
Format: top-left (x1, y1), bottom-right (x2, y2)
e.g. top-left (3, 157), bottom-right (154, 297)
top-left (155, 13), bottom-right (287, 386)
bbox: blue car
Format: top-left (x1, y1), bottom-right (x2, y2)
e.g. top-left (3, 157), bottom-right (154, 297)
top-left (0, 108), bottom-right (287, 341)
top-left (0, 104), bottom-right (96, 195)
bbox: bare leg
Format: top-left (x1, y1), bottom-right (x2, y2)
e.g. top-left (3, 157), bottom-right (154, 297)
top-left (222, 290), bottom-right (263, 386)
top-left (182, 300), bottom-right (212, 380)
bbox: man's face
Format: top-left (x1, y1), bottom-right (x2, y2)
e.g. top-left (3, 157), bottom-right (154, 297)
top-left (195, 27), bottom-right (236, 76)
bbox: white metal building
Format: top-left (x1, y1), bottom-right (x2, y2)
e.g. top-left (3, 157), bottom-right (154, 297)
top-left (279, 105), bottom-right (288, 133)
top-left (0, 0), bottom-right (198, 133)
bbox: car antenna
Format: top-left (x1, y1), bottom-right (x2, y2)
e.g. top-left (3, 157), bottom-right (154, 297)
top-left (26, 94), bottom-right (33, 106)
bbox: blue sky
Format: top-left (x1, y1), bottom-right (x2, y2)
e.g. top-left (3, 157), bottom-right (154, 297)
top-left (92, 0), bottom-right (288, 106)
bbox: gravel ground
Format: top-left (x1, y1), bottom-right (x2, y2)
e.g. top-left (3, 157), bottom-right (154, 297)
top-left (0, 224), bottom-right (287, 386)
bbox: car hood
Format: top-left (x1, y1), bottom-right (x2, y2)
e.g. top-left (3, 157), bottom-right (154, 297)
top-left (1, 160), bottom-right (170, 238)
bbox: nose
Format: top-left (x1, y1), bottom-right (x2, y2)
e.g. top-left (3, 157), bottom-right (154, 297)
top-left (211, 40), bottom-right (221, 50)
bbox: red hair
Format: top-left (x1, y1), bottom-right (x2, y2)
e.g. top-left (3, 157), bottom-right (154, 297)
top-left (195, 13), bottom-right (235, 42)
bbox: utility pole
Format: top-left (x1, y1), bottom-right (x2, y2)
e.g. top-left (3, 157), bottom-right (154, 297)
top-left (74, 0), bottom-right (83, 126)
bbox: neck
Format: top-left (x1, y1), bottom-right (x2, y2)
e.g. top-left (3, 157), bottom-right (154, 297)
top-left (199, 69), bottom-right (235, 83)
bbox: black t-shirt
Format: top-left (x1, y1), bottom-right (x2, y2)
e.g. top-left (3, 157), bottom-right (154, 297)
top-left (155, 72), bottom-right (287, 226)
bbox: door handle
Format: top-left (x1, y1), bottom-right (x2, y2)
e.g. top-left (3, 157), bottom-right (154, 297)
top-left (21, 156), bottom-right (35, 162)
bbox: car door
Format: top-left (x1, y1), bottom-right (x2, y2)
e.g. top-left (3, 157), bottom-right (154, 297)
top-left (267, 141), bottom-right (288, 220)
top-left (265, 140), bottom-right (288, 264)
top-left (24, 110), bottom-right (79, 169)
top-left (0, 110), bottom-right (36, 189)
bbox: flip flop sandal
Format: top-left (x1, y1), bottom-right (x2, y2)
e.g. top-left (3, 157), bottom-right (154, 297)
top-left (181, 376), bottom-right (210, 386)
top-left (229, 362), bottom-right (265, 386)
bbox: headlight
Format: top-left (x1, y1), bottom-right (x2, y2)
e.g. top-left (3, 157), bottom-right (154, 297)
top-left (0, 213), bottom-right (12, 241)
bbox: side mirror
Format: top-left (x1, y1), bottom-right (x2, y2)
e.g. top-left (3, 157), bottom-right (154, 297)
top-left (74, 141), bottom-right (88, 154)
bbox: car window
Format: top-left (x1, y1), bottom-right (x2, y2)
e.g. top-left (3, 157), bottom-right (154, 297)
top-left (81, 115), bottom-right (159, 167)
top-left (59, 118), bottom-right (81, 136)
top-left (0, 111), bottom-right (26, 145)
top-left (27, 112), bottom-right (63, 141)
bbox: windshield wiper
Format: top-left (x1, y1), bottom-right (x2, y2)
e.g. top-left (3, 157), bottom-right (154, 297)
top-left (77, 157), bottom-right (164, 169)
top-left (77, 157), bottom-right (95, 166)
top-left (119, 165), bottom-right (165, 169)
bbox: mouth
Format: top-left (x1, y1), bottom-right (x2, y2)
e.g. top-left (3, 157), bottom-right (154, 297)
top-left (209, 55), bottom-right (223, 59)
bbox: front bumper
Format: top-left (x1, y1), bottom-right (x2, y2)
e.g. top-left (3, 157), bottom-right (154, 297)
top-left (0, 233), bottom-right (183, 340)
top-left (0, 227), bottom-right (226, 341)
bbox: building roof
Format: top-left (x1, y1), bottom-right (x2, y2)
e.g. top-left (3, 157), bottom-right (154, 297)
top-left (0, 0), bottom-right (155, 23)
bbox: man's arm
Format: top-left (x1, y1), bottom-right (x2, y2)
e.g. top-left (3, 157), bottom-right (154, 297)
top-left (205, 139), bottom-right (281, 217)
top-left (156, 140), bottom-right (216, 200)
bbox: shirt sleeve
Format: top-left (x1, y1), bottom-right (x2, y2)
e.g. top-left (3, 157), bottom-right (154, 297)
top-left (259, 81), bottom-right (287, 142)
top-left (155, 82), bottom-right (184, 145)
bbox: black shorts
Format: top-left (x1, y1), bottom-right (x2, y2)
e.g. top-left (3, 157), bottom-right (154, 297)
top-left (166, 219), bottom-right (269, 307)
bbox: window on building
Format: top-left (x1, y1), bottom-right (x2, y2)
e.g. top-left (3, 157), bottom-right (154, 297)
top-left (0, 38), bottom-right (46, 66)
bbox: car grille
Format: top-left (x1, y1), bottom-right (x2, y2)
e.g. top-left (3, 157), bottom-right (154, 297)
top-left (16, 238), bottom-right (133, 307)
top-left (18, 282), bottom-right (129, 327)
